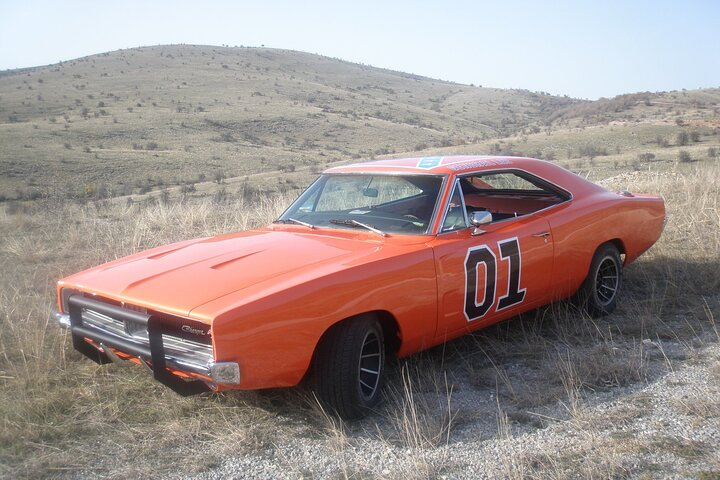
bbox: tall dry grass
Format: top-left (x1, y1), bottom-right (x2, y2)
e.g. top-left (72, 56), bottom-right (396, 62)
top-left (0, 192), bottom-right (294, 477)
top-left (0, 160), bottom-right (718, 477)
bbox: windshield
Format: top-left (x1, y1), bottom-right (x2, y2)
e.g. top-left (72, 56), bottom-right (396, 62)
top-left (278, 173), bottom-right (445, 235)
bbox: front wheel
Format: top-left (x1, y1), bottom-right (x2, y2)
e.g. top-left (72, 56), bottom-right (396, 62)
top-left (313, 315), bottom-right (385, 420)
top-left (578, 244), bottom-right (623, 317)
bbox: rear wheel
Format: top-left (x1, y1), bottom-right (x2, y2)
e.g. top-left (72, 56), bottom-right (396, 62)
top-left (313, 315), bottom-right (385, 420)
top-left (578, 244), bottom-right (623, 317)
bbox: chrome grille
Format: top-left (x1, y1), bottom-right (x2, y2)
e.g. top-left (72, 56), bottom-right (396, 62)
top-left (81, 307), bottom-right (213, 374)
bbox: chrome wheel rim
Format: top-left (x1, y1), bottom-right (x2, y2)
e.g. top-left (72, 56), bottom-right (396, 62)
top-left (595, 257), bottom-right (619, 306)
top-left (358, 331), bottom-right (382, 401)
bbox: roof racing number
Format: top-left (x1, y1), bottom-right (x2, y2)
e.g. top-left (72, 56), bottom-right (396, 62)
top-left (464, 237), bottom-right (526, 322)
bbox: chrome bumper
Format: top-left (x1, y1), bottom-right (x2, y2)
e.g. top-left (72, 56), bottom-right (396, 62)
top-left (55, 295), bottom-right (240, 393)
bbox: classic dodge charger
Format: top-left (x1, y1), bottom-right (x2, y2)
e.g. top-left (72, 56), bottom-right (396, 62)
top-left (55, 156), bottom-right (665, 418)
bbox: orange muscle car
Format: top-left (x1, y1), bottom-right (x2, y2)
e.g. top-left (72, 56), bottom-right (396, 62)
top-left (55, 156), bottom-right (665, 418)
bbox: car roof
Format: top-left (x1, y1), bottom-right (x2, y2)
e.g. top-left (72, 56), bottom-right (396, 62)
top-left (325, 155), bottom-right (550, 176)
top-left (324, 155), bottom-right (607, 198)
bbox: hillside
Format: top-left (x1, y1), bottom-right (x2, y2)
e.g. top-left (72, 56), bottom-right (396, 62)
top-left (1, 45), bottom-right (720, 478)
top-left (0, 44), bottom-right (577, 200)
top-left (548, 88), bottom-right (720, 127)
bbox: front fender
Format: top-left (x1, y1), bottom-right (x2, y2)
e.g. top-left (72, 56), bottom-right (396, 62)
top-left (202, 247), bottom-right (437, 390)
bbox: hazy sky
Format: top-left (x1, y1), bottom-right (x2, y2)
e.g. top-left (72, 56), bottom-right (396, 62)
top-left (1, 0), bottom-right (718, 99)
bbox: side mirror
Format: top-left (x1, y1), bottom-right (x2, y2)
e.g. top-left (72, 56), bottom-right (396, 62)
top-left (470, 211), bottom-right (492, 226)
top-left (470, 211), bottom-right (492, 235)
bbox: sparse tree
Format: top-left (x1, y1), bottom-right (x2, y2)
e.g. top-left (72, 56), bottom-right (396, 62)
top-left (690, 131), bottom-right (701, 142)
top-left (655, 135), bottom-right (669, 148)
top-left (676, 131), bottom-right (689, 146)
top-left (678, 150), bottom-right (692, 163)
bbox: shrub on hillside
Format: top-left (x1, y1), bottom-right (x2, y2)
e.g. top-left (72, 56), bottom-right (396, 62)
top-left (579, 145), bottom-right (608, 159)
top-left (676, 131), bottom-right (689, 146)
top-left (655, 136), bottom-right (669, 148)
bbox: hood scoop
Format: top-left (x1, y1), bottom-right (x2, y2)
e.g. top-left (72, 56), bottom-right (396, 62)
top-left (147, 244), bottom-right (191, 260)
top-left (210, 250), bottom-right (264, 270)
top-left (123, 251), bottom-right (231, 290)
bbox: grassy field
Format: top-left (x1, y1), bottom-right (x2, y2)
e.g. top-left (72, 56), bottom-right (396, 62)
top-left (1, 46), bottom-right (720, 478)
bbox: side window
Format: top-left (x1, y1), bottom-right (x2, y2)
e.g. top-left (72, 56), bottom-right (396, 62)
top-left (467, 173), bottom-right (544, 191)
top-left (461, 170), bottom-right (569, 222)
top-left (441, 182), bottom-right (468, 232)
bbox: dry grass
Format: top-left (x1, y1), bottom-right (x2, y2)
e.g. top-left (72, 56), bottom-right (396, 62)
top-left (1, 158), bottom-right (719, 477)
top-left (0, 192), bottom-right (296, 478)
top-left (1, 55), bottom-right (719, 476)
top-left (380, 364), bottom-right (457, 450)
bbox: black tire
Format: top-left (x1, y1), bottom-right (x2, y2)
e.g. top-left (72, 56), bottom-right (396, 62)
top-left (313, 315), bottom-right (385, 420)
top-left (578, 243), bottom-right (623, 317)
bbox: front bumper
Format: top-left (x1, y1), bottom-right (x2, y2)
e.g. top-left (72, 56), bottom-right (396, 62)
top-left (56, 294), bottom-right (239, 395)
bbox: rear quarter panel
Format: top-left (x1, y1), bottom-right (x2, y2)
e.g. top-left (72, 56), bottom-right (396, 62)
top-left (541, 191), bottom-right (665, 300)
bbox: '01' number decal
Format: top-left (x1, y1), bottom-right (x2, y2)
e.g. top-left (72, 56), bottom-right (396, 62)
top-left (464, 237), bottom-right (526, 322)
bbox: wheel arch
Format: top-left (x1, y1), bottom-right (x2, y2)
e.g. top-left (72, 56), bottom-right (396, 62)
top-left (579, 238), bottom-right (626, 284)
top-left (305, 310), bottom-right (401, 380)
top-left (605, 238), bottom-right (627, 263)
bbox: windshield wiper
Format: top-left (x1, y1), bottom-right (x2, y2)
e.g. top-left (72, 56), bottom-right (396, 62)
top-left (274, 217), bottom-right (315, 229)
top-left (329, 218), bottom-right (387, 237)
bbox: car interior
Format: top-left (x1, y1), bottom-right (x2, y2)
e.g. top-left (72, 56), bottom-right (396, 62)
top-left (442, 170), bottom-right (571, 231)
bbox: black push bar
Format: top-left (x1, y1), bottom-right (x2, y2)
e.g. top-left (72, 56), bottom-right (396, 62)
top-left (67, 294), bottom-right (209, 395)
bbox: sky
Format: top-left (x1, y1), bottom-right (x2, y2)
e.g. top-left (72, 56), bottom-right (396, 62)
top-left (0, 0), bottom-right (718, 99)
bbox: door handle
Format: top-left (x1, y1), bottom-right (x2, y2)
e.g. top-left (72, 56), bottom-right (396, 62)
top-left (532, 231), bottom-right (551, 238)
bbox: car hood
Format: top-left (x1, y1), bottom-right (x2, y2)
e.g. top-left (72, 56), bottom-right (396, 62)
top-left (62, 229), bottom-right (383, 318)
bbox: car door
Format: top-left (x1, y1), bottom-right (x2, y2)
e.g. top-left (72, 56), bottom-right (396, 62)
top-left (430, 179), bottom-right (555, 339)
